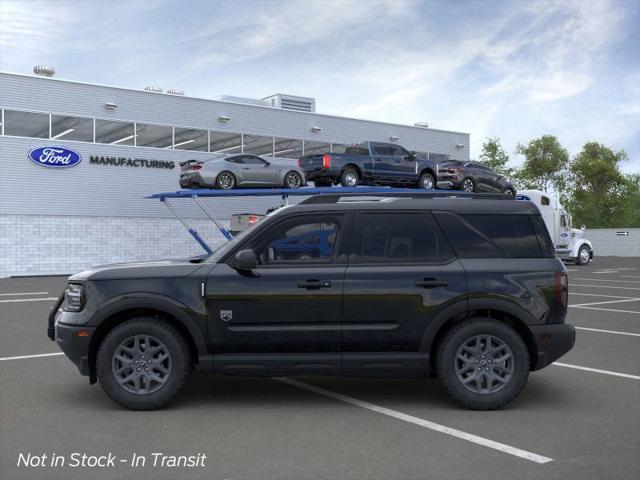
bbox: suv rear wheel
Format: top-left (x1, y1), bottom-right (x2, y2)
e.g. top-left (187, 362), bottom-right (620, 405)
top-left (436, 318), bottom-right (529, 410)
top-left (97, 317), bottom-right (191, 410)
top-left (418, 172), bottom-right (435, 189)
top-left (462, 178), bottom-right (475, 192)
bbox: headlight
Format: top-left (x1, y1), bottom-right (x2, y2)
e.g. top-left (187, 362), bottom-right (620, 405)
top-left (64, 283), bottom-right (85, 312)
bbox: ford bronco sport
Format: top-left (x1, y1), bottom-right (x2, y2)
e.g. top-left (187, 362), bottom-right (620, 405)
top-left (49, 191), bottom-right (575, 411)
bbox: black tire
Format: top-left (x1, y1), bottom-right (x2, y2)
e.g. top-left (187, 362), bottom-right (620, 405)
top-left (436, 318), bottom-right (529, 410)
top-left (97, 317), bottom-right (191, 411)
top-left (216, 171), bottom-right (236, 190)
top-left (504, 187), bottom-right (516, 196)
top-left (283, 171), bottom-right (303, 189)
top-left (576, 245), bottom-right (590, 266)
top-left (418, 172), bottom-right (435, 189)
top-left (314, 178), bottom-right (332, 188)
top-left (340, 167), bottom-right (359, 187)
top-left (462, 177), bottom-right (475, 192)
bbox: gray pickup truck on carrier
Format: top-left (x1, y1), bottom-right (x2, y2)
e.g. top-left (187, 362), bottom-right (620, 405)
top-left (299, 141), bottom-right (439, 189)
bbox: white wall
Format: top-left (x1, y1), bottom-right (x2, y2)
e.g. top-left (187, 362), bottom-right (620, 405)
top-left (587, 228), bottom-right (640, 257)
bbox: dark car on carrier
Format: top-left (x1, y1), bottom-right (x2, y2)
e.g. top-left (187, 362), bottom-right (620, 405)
top-left (438, 160), bottom-right (516, 195)
top-left (49, 191), bottom-right (574, 411)
top-left (299, 141), bottom-right (438, 189)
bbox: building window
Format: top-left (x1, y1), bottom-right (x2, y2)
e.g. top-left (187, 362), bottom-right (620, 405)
top-left (95, 119), bottom-right (135, 145)
top-left (243, 134), bottom-right (274, 156)
top-left (135, 123), bottom-right (173, 148)
top-left (303, 140), bottom-right (331, 156)
top-left (210, 131), bottom-right (243, 154)
top-left (273, 137), bottom-right (303, 159)
top-left (3, 110), bottom-right (49, 138)
top-left (51, 114), bottom-right (94, 142)
top-left (173, 127), bottom-right (208, 151)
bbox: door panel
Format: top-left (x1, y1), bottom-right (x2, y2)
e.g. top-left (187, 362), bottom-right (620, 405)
top-left (206, 264), bottom-right (345, 353)
top-left (206, 213), bottom-right (347, 355)
top-left (340, 212), bottom-right (467, 373)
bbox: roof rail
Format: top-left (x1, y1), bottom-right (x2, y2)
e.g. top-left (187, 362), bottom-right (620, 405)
top-left (299, 191), bottom-right (513, 205)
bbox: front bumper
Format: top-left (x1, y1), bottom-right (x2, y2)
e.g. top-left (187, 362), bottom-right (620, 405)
top-left (55, 320), bottom-right (95, 376)
top-left (529, 323), bottom-right (576, 370)
top-left (436, 174), bottom-right (463, 189)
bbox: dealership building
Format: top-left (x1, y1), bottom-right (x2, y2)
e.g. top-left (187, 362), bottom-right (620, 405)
top-left (0, 69), bottom-right (470, 276)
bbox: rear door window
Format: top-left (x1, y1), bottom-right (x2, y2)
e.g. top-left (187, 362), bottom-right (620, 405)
top-left (529, 215), bottom-right (555, 257)
top-left (433, 212), bottom-right (503, 258)
top-left (350, 212), bottom-right (454, 264)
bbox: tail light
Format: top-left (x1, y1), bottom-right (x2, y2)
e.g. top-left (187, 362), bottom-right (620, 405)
top-left (297, 159), bottom-right (301, 167)
top-left (247, 215), bottom-right (260, 226)
top-left (448, 167), bottom-right (461, 173)
top-left (555, 272), bottom-right (568, 310)
top-left (322, 154), bottom-right (331, 169)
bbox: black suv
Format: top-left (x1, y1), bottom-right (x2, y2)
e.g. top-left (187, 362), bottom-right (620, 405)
top-left (49, 192), bottom-right (575, 411)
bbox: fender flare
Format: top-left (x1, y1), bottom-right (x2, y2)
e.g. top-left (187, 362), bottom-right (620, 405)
top-left (419, 296), bottom-right (537, 353)
top-left (90, 293), bottom-right (209, 360)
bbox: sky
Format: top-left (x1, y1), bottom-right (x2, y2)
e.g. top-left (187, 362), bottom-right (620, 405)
top-left (1, 0), bottom-right (638, 172)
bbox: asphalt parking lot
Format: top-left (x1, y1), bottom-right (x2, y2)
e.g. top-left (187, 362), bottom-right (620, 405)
top-left (1, 257), bottom-right (639, 480)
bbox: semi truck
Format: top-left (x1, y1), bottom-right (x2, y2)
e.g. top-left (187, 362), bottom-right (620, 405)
top-left (517, 190), bottom-right (594, 265)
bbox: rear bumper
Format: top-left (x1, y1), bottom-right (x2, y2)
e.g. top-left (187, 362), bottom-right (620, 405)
top-left (179, 172), bottom-right (207, 188)
top-left (529, 323), bottom-right (576, 370)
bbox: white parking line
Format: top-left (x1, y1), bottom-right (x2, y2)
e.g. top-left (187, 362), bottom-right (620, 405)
top-left (620, 276), bottom-right (640, 279)
top-left (0, 297), bottom-right (58, 304)
top-left (570, 298), bottom-right (640, 307)
top-left (570, 284), bottom-right (640, 291)
top-left (573, 278), bottom-right (640, 284)
top-left (572, 306), bottom-right (640, 314)
top-left (0, 291), bottom-right (49, 296)
top-left (575, 327), bottom-right (640, 337)
top-left (593, 270), bottom-right (619, 274)
top-left (570, 292), bottom-right (638, 299)
top-left (276, 377), bottom-right (553, 464)
top-left (0, 352), bottom-right (64, 362)
top-left (554, 362), bottom-right (640, 380)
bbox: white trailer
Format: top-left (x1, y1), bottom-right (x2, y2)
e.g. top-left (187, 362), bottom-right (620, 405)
top-left (517, 190), bottom-right (593, 265)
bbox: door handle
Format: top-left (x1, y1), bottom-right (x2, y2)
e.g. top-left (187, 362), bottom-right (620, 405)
top-left (242, 167), bottom-right (251, 170)
top-left (415, 278), bottom-right (448, 288)
top-left (297, 279), bottom-right (332, 290)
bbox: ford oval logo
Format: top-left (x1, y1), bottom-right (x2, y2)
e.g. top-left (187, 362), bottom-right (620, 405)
top-left (28, 146), bottom-right (82, 168)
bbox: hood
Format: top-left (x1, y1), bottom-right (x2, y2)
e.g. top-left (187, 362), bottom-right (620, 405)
top-left (68, 257), bottom-right (208, 282)
top-left (572, 228), bottom-right (585, 239)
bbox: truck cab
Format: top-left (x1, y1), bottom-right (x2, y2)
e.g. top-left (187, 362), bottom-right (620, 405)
top-left (517, 190), bottom-right (593, 265)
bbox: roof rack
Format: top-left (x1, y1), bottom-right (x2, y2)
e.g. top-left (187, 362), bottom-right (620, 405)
top-left (299, 191), bottom-right (512, 204)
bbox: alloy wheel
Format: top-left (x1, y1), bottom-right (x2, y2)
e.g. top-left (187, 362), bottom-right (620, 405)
top-left (422, 175), bottom-right (434, 189)
top-left (343, 172), bottom-right (358, 186)
top-left (218, 173), bottom-right (235, 189)
top-left (463, 179), bottom-right (474, 192)
top-left (454, 334), bottom-right (514, 394)
top-left (112, 335), bottom-right (172, 395)
top-left (286, 172), bottom-right (302, 188)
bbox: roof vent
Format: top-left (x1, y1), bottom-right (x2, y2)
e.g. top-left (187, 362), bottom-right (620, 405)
top-left (144, 85), bottom-right (163, 93)
top-left (33, 65), bottom-right (55, 77)
top-left (167, 88), bottom-right (185, 96)
top-left (414, 122), bottom-right (429, 128)
top-left (262, 94), bottom-right (316, 112)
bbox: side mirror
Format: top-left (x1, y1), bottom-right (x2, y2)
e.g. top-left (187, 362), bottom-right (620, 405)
top-left (406, 151), bottom-right (416, 161)
top-left (230, 249), bottom-right (258, 271)
top-left (581, 225), bottom-right (586, 231)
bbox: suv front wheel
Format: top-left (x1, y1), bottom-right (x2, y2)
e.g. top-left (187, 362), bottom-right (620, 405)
top-left (436, 318), bottom-right (529, 410)
top-left (96, 317), bottom-right (191, 410)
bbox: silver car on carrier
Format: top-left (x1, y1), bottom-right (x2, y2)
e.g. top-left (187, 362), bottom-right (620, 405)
top-left (179, 154), bottom-right (306, 189)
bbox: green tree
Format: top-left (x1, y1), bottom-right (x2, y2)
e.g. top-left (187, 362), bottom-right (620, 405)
top-left (479, 137), bottom-right (514, 177)
top-left (515, 135), bottom-right (569, 193)
top-left (618, 174), bottom-right (640, 227)
top-left (566, 142), bottom-right (630, 228)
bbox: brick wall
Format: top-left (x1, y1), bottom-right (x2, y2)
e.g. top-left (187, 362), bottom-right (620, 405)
top-left (0, 215), bottom-right (229, 277)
